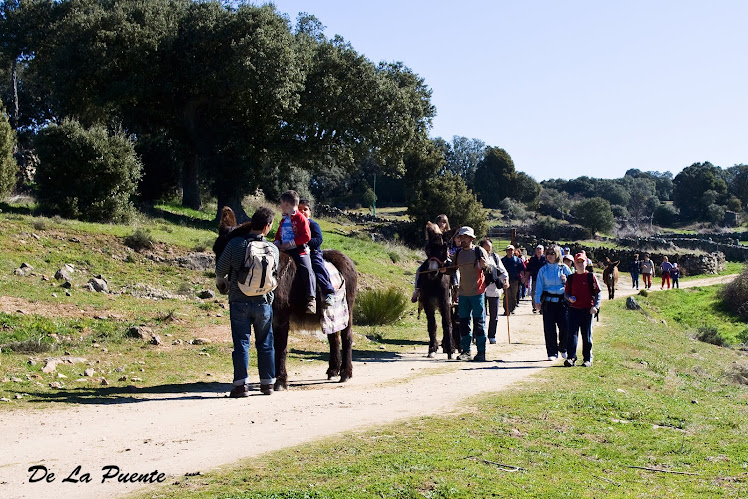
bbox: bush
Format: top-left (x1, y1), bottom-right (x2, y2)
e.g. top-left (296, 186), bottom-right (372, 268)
top-left (34, 119), bottom-right (142, 222)
top-left (695, 325), bottom-right (731, 347)
top-left (354, 288), bottom-right (409, 325)
top-left (531, 216), bottom-right (591, 241)
top-left (124, 228), bottom-right (155, 251)
top-left (720, 266), bottom-right (748, 321)
top-left (0, 98), bottom-right (18, 197)
top-left (653, 203), bottom-right (678, 226)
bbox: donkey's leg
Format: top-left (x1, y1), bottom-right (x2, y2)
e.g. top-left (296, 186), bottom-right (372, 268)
top-left (327, 331), bottom-right (341, 379)
top-left (339, 317), bottom-right (354, 382)
top-left (440, 300), bottom-right (454, 358)
top-left (423, 300), bottom-right (439, 356)
top-left (273, 319), bottom-right (290, 391)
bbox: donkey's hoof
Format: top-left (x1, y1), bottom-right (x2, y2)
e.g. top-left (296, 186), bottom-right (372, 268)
top-left (273, 382), bottom-right (286, 392)
top-left (426, 351), bottom-right (435, 358)
top-left (327, 370), bottom-right (339, 380)
top-left (339, 372), bottom-right (351, 383)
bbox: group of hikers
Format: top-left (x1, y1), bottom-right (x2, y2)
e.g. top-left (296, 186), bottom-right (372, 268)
top-left (629, 253), bottom-right (680, 290)
top-left (215, 190), bottom-right (337, 398)
top-left (411, 215), bottom-right (602, 367)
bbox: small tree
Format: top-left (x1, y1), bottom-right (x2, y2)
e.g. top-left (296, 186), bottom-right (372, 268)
top-left (407, 173), bottom-right (487, 241)
top-left (34, 119), bottom-right (142, 222)
top-left (0, 98), bottom-right (18, 197)
top-left (573, 197), bottom-right (614, 236)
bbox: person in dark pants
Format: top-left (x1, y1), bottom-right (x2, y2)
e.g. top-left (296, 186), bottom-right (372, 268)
top-left (629, 253), bottom-right (641, 290)
top-left (527, 245), bottom-right (546, 313)
top-left (564, 251), bottom-right (602, 367)
top-left (299, 200), bottom-right (335, 307)
top-left (501, 245), bottom-right (523, 315)
top-left (534, 245), bottom-right (572, 360)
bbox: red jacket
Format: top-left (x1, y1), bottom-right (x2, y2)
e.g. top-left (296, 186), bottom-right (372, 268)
top-left (274, 210), bottom-right (311, 249)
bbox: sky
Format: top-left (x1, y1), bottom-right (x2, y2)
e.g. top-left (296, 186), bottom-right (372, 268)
top-left (264, 0), bottom-right (747, 181)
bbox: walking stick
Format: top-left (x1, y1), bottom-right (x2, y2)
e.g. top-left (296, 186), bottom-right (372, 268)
top-left (504, 291), bottom-right (511, 344)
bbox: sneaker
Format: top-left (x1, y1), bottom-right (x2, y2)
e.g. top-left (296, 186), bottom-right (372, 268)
top-left (229, 385), bottom-right (248, 398)
top-left (305, 298), bottom-right (317, 314)
top-left (472, 352), bottom-right (486, 362)
top-left (489, 338), bottom-right (497, 344)
top-left (532, 309), bottom-right (536, 314)
top-left (457, 351), bottom-right (472, 361)
top-left (548, 355), bottom-right (558, 361)
top-left (560, 351), bottom-right (568, 359)
top-left (324, 293), bottom-right (335, 308)
top-left (582, 360), bottom-right (592, 367)
top-left (564, 358), bottom-right (576, 367)
top-left (260, 384), bottom-right (273, 395)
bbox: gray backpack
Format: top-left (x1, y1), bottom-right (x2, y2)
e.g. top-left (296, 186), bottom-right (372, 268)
top-left (237, 239), bottom-right (278, 296)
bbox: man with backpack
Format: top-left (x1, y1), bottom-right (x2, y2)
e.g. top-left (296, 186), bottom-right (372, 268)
top-left (215, 207), bottom-right (279, 398)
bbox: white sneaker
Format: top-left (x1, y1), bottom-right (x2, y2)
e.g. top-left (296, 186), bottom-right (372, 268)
top-left (548, 355), bottom-right (558, 361)
top-left (582, 360), bottom-right (592, 367)
top-left (561, 352), bottom-right (568, 359)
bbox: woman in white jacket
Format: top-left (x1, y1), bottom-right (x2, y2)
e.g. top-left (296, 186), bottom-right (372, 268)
top-left (534, 245), bottom-right (573, 360)
top-left (479, 238), bottom-right (509, 344)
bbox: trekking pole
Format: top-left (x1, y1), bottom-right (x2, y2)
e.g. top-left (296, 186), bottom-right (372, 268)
top-left (504, 291), bottom-right (511, 344)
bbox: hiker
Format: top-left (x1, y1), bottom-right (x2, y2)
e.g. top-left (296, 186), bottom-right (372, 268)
top-left (501, 245), bottom-right (523, 315)
top-left (640, 253), bottom-right (654, 290)
top-left (629, 253), bottom-right (641, 290)
top-left (527, 245), bottom-right (547, 313)
top-left (215, 207), bottom-right (279, 398)
top-left (564, 251), bottom-right (601, 368)
top-left (298, 199), bottom-right (335, 307)
top-left (534, 245), bottom-right (573, 360)
top-left (452, 227), bottom-right (490, 361)
top-left (274, 190), bottom-right (316, 314)
top-left (671, 263), bottom-right (680, 289)
top-left (479, 238), bottom-right (509, 345)
top-left (660, 256), bottom-right (673, 290)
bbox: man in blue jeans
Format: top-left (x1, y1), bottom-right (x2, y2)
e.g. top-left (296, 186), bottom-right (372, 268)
top-left (452, 226), bottom-right (490, 362)
top-left (215, 207), bottom-right (279, 398)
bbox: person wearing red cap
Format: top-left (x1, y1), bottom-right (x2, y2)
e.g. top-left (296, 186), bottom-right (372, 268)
top-left (564, 251), bottom-right (601, 367)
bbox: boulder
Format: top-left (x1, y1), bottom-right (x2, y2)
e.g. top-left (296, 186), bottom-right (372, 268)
top-left (626, 297), bottom-right (641, 310)
top-left (54, 268), bottom-right (72, 282)
top-left (198, 289), bottom-right (215, 299)
top-left (88, 278), bottom-right (108, 293)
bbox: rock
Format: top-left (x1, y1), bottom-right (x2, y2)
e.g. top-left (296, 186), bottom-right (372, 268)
top-left (61, 281), bottom-right (72, 289)
top-left (1, 397), bottom-right (10, 402)
top-left (27, 359), bottom-right (37, 366)
top-left (89, 278), bottom-right (108, 293)
top-left (51, 293), bottom-right (57, 298)
top-left (130, 377), bottom-right (143, 382)
top-left (150, 334), bottom-right (162, 346)
top-left (42, 360), bottom-right (58, 373)
top-left (49, 382), bottom-right (63, 389)
top-left (54, 268), bottom-right (72, 282)
top-left (198, 289), bottom-right (215, 299)
top-left (84, 368), bottom-right (95, 377)
top-left (14, 268), bottom-right (28, 276)
top-left (82, 283), bottom-right (96, 292)
top-left (101, 378), bottom-right (109, 386)
top-left (172, 339), bottom-right (184, 345)
top-left (65, 291), bottom-right (72, 297)
top-left (32, 233), bottom-right (40, 240)
top-left (127, 326), bottom-right (153, 340)
top-left (57, 373), bottom-right (67, 379)
top-left (198, 352), bottom-right (210, 357)
top-left (191, 338), bottom-right (212, 345)
top-left (626, 297), bottom-right (641, 310)
top-left (15, 393), bottom-right (23, 399)
top-left (20, 262), bottom-right (33, 270)
top-left (173, 252), bottom-right (215, 271)
top-left (11, 377), bottom-right (24, 382)
top-left (118, 376), bottom-right (127, 381)
top-left (41, 275), bottom-right (49, 281)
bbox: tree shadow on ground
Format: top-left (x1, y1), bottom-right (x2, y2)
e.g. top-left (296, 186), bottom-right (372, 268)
top-left (0, 201), bottom-right (34, 216)
top-left (10, 381), bottom-right (236, 406)
top-left (142, 204), bottom-right (217, 233)
top-left (289, 348), bottom-right (402, 363)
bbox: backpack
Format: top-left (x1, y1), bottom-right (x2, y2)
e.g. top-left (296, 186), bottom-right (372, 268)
top-left (237, 238), bottom-right (278, 296)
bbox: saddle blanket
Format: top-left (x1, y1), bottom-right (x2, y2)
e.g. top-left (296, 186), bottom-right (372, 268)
top-left (321, 260), bottom-right (349, 335)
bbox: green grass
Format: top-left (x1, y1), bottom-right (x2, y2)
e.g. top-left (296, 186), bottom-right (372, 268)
top-left (133, 290), bottom-right (748, 498)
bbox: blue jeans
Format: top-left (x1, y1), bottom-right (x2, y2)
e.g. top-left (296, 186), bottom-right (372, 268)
top-left (567, 306), bottom-right (593, 363)
top-left (630, 272), bottom-right (639, 289)
top-left (230, 300), bottom-right (276, 386)
top-left (458, 293), bottom-right (486, 353)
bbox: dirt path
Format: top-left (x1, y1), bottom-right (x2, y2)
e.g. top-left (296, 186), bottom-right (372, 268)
top-left (0, 273), bottom-right (736, 499)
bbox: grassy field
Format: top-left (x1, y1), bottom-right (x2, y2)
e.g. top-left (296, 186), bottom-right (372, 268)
top-left (133, 284), bottom-right (748, 498)
top-left (0, 200), bottom-right (424, 408)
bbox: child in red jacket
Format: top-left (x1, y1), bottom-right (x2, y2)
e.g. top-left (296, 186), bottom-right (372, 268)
top-left (275, 190), bottom-right (316, 314)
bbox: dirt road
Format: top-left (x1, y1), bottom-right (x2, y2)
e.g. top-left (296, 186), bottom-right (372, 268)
top-left (0, 273), bottom-right (735, 498)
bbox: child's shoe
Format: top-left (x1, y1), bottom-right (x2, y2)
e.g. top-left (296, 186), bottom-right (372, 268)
top-left (306, 298), bottom-right (317, 314)
top-left (324, 293), bottom-right (335, 308)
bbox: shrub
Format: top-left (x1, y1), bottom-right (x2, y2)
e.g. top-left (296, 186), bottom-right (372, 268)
top-left (720, 266), bottom-right (748, 321)
top-left (124, 228), bottom-right (154, 251)
top-left (0, 98), bottom-right (18, 197)
top-left (388, 251), bottom-right (401, 263)
top-left (695, 325), bottom-right (731, 347)
top-left (34, 119), bottom-right (142, 222)
top-left (354, 287), bottom-right (409, 326)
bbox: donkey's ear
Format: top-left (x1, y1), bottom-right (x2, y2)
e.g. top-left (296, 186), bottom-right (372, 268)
top-left (219, 206), bottom-right (237, 231)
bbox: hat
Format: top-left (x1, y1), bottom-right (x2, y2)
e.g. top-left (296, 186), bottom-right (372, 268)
top-left (455, 226), bottom-right (476, 239)
top-left (505, 244), bottom-right (515, 251)
top-left (564, 247), bottom-right (571, 253)
top-left (574, 251), bottom-right (587, 262)
top-left (562, 253), bottom-right (574, 262)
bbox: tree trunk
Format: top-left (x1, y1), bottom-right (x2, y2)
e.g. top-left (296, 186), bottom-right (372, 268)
top-left (216, 193), bottom-right (249, 224)
top-left (11, 60), bottom-right (19, 130)
top-left (182, 152), bottom-right (202, 210)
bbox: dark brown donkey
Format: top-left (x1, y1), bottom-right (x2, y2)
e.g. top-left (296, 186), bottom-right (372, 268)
top-left (602, 258), bottom-right (620, 300)
top-left (213, 207), bottom-right (357, 390)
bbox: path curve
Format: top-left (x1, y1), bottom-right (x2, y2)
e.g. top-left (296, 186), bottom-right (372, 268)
top-left (0, 273), bottom-right (736, 498)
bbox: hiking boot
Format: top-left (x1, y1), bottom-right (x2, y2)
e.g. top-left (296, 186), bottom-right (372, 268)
top-left (305, 298), bottom-right (317, 314)
top-left (323, 293), bottom-right (335, 308)
top-left (582, 360), bottom-right (592, 367)
top-left (260, 384), bottom-right (273, 395)
top-left (564, 358), bottom-right (576, 367)
top-left (472, 352), bottom-right (486, 362)
top-left (229, 385), bottom-right (248, 398)
top-left (457, 351), bottom-right (472, 361)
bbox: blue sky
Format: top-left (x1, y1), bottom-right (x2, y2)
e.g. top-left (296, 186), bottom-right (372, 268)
top-left (265, 1), bottom-right (747, 181)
